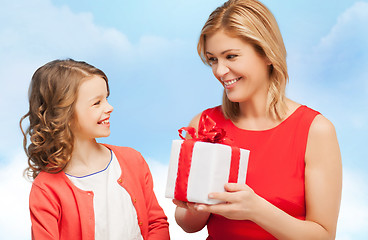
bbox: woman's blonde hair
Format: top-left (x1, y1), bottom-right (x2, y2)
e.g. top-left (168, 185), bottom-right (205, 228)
top-left (20, 59), bottom-right (109, 180)
top-left (197, 0), bottom-right (288, 120)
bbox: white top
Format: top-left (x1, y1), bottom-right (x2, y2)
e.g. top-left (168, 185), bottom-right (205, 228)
top-left (66, 151), bottom-right (143, 240)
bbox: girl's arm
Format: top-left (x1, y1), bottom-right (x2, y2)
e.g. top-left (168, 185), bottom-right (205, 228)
top-left (141, 158), bottom-right (170, 239)
top-left (29, 184), bottom-right (60, 240)
top-left (195, 115), bottom-right (342, 239)
top-left (173, 112), bottom-right (212, 232)
top-left (174, 200), bottom-right (211, 233)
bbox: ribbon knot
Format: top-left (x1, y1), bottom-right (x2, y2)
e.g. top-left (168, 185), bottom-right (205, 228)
top-left (174, 113), bottom-right (241, 202)
top-left (178, 113), bottom-right (232, 144)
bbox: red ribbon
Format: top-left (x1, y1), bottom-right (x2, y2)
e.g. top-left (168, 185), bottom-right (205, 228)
top-left (174, 114), bottom-right (241, 202)
top-left (178, 114), bottom-right (232, 144)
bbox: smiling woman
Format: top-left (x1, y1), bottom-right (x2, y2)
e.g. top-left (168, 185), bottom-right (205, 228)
top-left (173, 0), bottom-right (342, 239)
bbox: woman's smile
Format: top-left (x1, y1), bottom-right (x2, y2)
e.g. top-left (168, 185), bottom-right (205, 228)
top-left (222, 77), bottom-right (242, 89)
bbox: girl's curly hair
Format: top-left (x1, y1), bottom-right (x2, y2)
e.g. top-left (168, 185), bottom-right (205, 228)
top-left (20, 59), bottom-right (109, 180)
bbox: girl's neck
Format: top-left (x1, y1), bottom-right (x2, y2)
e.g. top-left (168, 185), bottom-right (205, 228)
top-left (64, 138), bottom-right (110, 177)
top-left (72, 138), bottom-right (101, 163)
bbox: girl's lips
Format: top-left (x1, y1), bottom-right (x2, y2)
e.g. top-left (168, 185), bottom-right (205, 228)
top-left (98, 118), bottom-right (110, 125)
top-left (223, 77), bottom-right (241, 89)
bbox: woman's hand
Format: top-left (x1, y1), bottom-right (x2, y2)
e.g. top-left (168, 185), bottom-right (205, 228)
top-left (172, 199), bottom-right (197, 212)
top-left (195, 183), bottom-right (262, 221)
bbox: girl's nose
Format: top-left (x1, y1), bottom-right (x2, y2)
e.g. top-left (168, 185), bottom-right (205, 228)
top-left (106, 102), bottom-right (114, 114)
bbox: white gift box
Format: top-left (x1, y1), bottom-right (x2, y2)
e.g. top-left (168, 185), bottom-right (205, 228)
top-left (165, 140), bottom-right (250, 204)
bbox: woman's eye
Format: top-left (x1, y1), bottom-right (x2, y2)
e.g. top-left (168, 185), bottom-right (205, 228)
top-left (207, 57), bottom-right (218, 65)
top-left (226, 54), bottom-right (238, 60)
top-left (93, 100), bottom-right (101, 106)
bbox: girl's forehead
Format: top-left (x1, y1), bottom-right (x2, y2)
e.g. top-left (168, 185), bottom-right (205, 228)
top-left (77, 76), bottom-right (108, 100)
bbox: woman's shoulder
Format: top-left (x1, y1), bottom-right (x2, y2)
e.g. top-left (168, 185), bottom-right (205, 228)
top-left (285, 99), bottom-right (320, 121)
top-left (309, 114), bottom-right (336, 139)
top-left (288, 99), bottom-right (337, 147)
top-left (188, 105), bottom-right (223, 128)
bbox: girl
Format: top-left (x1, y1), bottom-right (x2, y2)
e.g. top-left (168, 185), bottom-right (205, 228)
top-left (20, 59), bottom-right (170, 240)
top-left (173, 0), bottom-right (342, 239)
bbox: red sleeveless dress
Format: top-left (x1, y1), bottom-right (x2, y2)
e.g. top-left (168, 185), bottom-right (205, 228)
top-left (202, 105), bottom-right (320, 240)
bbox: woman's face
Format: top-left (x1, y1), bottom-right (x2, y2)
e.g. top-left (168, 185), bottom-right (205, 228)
top-left (205, 30), bottom-right (271, 104)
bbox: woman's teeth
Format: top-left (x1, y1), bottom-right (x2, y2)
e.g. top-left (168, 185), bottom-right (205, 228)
top-left (224, 77), bottom-right (241, 87)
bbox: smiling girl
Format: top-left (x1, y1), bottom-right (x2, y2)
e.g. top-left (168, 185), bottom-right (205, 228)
top-left (20, 59), bottom-right (169, 240)
top-left (173, 0), bottom-right (342, 239)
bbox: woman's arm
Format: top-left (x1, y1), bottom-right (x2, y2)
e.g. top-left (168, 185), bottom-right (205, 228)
top-left (174, 112), bottom-right (212, 233)
top-left (195, 115), bottom-right (342, 239)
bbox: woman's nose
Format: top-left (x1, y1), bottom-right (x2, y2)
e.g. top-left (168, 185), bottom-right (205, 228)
top-left (213, 61), bottom-right (229, 78)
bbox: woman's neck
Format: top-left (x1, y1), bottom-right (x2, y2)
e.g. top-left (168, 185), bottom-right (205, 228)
top-left (235, 98), bottom-right (295, 131)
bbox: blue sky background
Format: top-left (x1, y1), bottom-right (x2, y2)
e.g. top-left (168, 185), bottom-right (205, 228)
top-left (0, 0), bottom-right (367, 239)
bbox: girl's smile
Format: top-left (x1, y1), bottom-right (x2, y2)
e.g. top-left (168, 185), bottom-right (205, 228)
top-left (73, 75), bottom-right (113, 140)
top-left (98, 117), bottom-right (110, 126)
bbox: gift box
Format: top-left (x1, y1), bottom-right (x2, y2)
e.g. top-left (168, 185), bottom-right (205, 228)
top-left (165, 114), bottom-right (250, 204)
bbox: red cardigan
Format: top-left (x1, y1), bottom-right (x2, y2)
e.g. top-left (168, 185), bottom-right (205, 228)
top-left (29, 144), bottom-right (170, 240)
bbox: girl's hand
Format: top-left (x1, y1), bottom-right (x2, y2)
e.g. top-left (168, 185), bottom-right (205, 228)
top-left (174, 199), bottom-right (211, 233)
top-left (195, 183), bottom-right (262, 221)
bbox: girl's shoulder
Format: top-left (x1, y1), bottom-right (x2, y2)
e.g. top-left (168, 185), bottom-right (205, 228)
top-left (102, 144), bottom-right (147, 167)
top-left (102, 144), bottom-right (142, 158)
top-left (32, 170), bottom-right (68, 194)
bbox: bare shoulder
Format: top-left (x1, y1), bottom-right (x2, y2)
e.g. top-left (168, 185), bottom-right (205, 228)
top-left (188, 112), bottom-right (202, 129)
top-left (309, 114), bottom-right (337, 138)
top-left (306, 114), bottom-right (341, 166)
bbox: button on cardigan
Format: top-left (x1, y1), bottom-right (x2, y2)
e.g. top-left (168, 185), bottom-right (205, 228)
top-left (29, 144), bottom-right (170, 240)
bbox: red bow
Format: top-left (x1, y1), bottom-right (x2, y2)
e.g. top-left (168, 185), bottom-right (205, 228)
top-left (178, 114), bottom-right (232, 144)
top-left (174, 114), bottom-right (240, 202)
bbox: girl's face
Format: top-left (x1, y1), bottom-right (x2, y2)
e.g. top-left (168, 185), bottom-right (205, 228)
top-left (205, 30), bottom-right (271, 104)
top-left (72, 75), bottom-right (113, 140)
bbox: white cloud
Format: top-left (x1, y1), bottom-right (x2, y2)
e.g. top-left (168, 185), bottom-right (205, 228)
top-left (287, 1), bottom-right (368, 138)
top-left (0, 150), bottom-right (31, 239)
top-left (147, 158), bottom-right (208, 239)
top-left (0, 0), bottom-right (194, 162)
top-left (336, 168), bottom-right (368, 239)
top-left (319, 2), bottom-right (368, 55)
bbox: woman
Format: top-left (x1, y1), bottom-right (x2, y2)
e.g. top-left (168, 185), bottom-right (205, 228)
top-left (173, 0), bottom-right (342, 239)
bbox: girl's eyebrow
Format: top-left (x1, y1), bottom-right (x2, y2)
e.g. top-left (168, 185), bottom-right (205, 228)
top-left (88, 94), bottom-right (105, 102)
top-left (206, 49), bottom-right (240, 55)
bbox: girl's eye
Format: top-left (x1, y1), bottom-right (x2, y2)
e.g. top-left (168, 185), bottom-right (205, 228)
top-left (93, 100), bottom-right (101, 106)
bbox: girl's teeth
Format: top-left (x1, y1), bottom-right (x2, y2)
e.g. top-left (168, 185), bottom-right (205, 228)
top-left (100, 120), bottom-right (109, 124)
